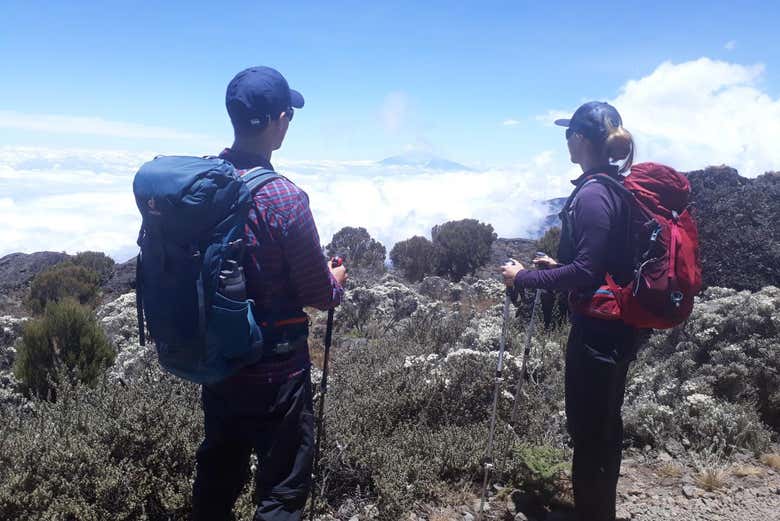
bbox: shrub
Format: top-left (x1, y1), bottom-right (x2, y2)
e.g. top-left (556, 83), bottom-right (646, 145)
top-left (389, 236), bottom-right (436, 282)
top-left (73, 251), bottom-right (115, 283)
top-left (623, 286), bottom-right (778, 453)
top-left (535, 227), bottom-right (561, 259)
top-left (509, 444), bottom-right (570, 503)
top-left (326, 226), bottom-right (386, 274)
top-left (28, 263), bottom-right (101, 314)
top-left (318, 311), bottom-right (570, 518)
top-left (14, 299), bottom-right (115, 399)
top-left (0, 369), bottom-right (205, 521)
top-left (431, 219), bottom-right (496, 281)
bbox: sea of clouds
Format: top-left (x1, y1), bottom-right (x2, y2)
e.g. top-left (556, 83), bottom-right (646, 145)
top-left (0, 147), bottom-right (574, 262)
top-left (2, 57), bottom-right (779, 262)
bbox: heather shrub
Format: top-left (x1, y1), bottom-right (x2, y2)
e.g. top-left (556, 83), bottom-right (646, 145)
top-left (28, 263), bottom-right (101, 314)
top-left (318, 308), bottom-right (570, 518)
top-left (326, 226), bottom-right (386, 275)
top-left (535, 226), bottom-right (561, 259)
top-left (14, 299), bottom-right (115, 399)
top-left (335, 275), bottom-right (421, 336)
top-left (624, 286), bottom-right (778, 453)
top-left (390, 235), bottom-right (436, 282)
top-left (0, 368), bottom-right (204, 521)
top-left (432, 219), bottom-right (496, 281)
top-left (73, 250), bottom-right (115, 283)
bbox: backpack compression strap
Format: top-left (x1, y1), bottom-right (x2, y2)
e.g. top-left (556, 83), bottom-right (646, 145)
top-left (241, 167), bottom-right (283, 194)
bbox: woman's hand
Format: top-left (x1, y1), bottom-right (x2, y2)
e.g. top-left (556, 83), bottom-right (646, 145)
top-left (532, 253), bottom-right (559, 269)
top-left (500, 258), bottom-right (524, 287)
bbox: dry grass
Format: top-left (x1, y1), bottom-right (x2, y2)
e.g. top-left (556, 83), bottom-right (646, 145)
top-left (694, 468), bottom-right (728, 491)
top-left (656, 463), bottom-right (684, 479)
top-left (731, 464), bottom-right (763, 478)
top-left (759, 453), bottom-right (780, 470)
top-left (428, 508), bottom-right (461, 521)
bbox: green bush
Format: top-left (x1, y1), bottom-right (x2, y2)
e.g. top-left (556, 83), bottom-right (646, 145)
top-left (0, 369), bottom-right (205, 521)
top-left (431, 219), bottom-right (496, 282)
top-left (390, 236), bottom-right (436, 282)
top-left (14, 299), bottom-right (115, 399)
top-left (73, 251), bottom-right (115, 283)
top-left (536, 226), bottom-right (561, 259)
top-left (28, 263), bottom-right (101, 314)
top-left (326, 226), bottom-right (386, 274)
top-left (510, 444), bottom-right (570, 503)
top-left (318, 313), bottom-right (570, 518)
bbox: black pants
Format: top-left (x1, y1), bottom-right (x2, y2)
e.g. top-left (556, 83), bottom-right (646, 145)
top-left (192, 369), bottom-right (314, 521)
top-left (565, 317), bottom-right (635, 521)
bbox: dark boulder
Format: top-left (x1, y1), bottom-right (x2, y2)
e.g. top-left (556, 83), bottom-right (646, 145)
top-left (685, 167), bottom-right (780, 291)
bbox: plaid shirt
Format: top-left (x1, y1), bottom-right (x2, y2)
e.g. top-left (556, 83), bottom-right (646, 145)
top-left (219, 148), bottom-right (343, 383)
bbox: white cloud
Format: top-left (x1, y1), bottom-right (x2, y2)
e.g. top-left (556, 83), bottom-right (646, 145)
top-left (546, 58), bottom-right (780, 177)
top-left (0, 146), bottom-right (572, 261)
top-left (0, 110), bottom-right (213, 141)
top-left (725, 40), bottom-right (737, 51)
top-left (502, 119), bottom-right (521, 127)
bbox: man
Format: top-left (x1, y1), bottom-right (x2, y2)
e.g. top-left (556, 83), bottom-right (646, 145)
top-left (192, 66), bottom-right (347, 521)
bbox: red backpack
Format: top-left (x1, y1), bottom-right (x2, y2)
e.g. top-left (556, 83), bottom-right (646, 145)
top-left (570, 162), bottom-right (703, 329)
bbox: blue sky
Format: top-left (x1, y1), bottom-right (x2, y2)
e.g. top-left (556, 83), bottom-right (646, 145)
top-left (2, 0), bottom-right (778, 164)
top-left (1, 1), bottom-right (780, 260)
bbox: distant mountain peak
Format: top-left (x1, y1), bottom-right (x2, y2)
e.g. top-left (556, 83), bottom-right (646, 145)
top-left (378, 152), bottom-right (473, 172)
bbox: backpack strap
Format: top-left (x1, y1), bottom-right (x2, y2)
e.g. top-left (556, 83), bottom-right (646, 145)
top-left (241, 167), bottom-right (283, 194)
top-left (135, 252), bottom-right (145, 346)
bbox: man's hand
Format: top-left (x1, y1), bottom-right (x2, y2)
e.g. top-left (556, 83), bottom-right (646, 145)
top-left (329, 259), bottom-right (347, 286)
top-left (532, 253), bottom-right (559, 269)
top-left (500, 258), bottom-right (524, 287)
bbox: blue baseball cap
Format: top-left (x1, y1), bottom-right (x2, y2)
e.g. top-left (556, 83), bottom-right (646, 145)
top-left (226, 66), bottom-right (304, 130)
top-left (554, 101), bottom-right (622, 142)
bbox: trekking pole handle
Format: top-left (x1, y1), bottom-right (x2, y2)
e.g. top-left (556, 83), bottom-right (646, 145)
top-left (504, 258), bottom-right (517, 301)
top-left (330, 256), bottom-right (343, 268)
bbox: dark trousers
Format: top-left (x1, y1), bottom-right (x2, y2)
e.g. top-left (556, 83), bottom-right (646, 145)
top-left (192, 369), bottom-right (314, 521)
top-left (565, 317), bottom-right (635, 521)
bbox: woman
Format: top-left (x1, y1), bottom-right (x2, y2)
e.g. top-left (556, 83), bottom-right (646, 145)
top-left (501, 101), bottom-right (636, 521)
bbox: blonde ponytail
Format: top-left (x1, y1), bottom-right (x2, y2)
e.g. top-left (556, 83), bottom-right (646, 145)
top-left (604, 123), bottom-right (634, 173)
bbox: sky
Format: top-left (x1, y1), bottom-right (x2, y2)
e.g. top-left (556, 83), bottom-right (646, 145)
top-left (1, 1), bottom-right (779, 261)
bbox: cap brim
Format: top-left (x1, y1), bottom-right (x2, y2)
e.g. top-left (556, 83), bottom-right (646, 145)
top-left (290, 89), bottom-right (305, 108)
top-left (554, 118), bottom-right (571, 127)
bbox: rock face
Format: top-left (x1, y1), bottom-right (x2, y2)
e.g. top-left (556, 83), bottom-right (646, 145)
top-left (0, 252), bottom-right (70, 316)
top-left (685, 167), bottom-right (780, 291)
top-left (101, 257), bottom-right (136, 302)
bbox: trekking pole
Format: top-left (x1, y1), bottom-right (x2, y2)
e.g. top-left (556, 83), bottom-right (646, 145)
top-left (477, 267), bottom-right (514, 520)
top-left (510, 253), bottom-right (545, 423)
top-left (308, 256), bottom-right (343, 521)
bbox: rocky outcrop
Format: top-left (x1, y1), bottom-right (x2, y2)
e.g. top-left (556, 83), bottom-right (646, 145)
top-left (95, 292), bottom-right (155, 381)
top-left (685, 167), bottom-right (779, 291)
top-left (101, 258), bottom-right (136, 302)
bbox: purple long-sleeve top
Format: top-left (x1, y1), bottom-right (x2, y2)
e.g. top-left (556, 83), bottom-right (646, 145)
top-left (516, 166), bottom-right (631, 292)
